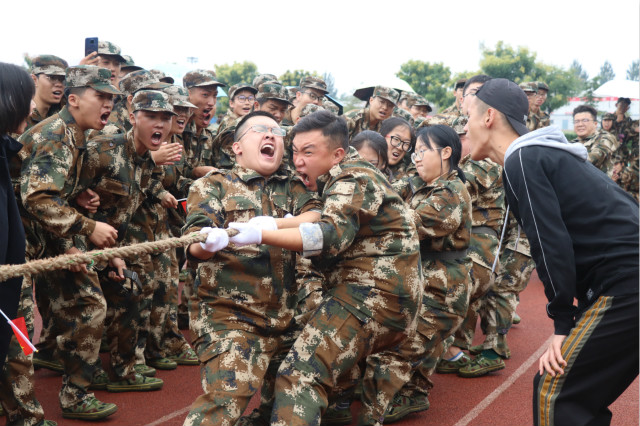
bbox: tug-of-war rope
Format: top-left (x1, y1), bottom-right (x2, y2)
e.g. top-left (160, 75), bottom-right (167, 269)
top-left (0, 228), bottom-right (239, 282)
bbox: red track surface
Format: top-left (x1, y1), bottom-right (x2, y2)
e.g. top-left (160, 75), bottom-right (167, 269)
top-left (22, 271), bottom-right (638, 426)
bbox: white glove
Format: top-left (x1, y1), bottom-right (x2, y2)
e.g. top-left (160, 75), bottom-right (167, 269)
top-left (248, 215), bottom-right (278, 231)
top-left (199, 227), bottom-right (230, 253)
top-left (284, 213), bottom-right (294, 219)
top-left (228, 222), bottom-right (262, 247)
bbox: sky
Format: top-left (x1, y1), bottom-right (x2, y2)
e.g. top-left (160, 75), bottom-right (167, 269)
top-left (2, 0), bottom-right (638, 97)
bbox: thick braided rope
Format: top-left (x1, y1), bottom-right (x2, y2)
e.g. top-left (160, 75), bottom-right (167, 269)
top-left (0, 228), bottom-right (239, 282)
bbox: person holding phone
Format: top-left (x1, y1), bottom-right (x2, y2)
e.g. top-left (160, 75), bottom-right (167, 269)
top-left (80, 39), bottom-right (125, 87)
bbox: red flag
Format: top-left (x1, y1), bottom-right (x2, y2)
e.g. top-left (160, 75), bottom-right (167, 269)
top-left (11, 317), bottom-right (33, 355)
top-left (179, 200), bottom-right (187, 214)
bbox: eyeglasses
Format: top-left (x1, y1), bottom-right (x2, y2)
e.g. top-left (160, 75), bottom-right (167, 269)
top-left (303, 91), bottom-right (324, 103)
top-left (411, 147), bottom-right (442, 164)
top-left (388, 135), bottom-right (412, 152)
top-left (235, 95), bottom-right (255, 103)
top-left (237, 124), bottom-right (287, 141)
top-left (573, 119), bottom-right (593, 125)
top-left (463, 89), bottom-right (479, 98)
top-left (42, 74), bottom-right (65, 84)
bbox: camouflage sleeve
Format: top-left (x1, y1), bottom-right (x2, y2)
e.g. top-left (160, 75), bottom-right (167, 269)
top-left (182, 175), bottom-right (225, 236)
top-left (412, 187), bottom-right (464, 240)
top-left (145, 166), bottom-right (170, 202)
top-left (289, 179), bottom-right (323, 215)
top-left (21, 140), bottom-right (96, 239)
top-left (392, 176), bottom-right (411, 199)
top-left (587, 133), bottom-right (618, 170)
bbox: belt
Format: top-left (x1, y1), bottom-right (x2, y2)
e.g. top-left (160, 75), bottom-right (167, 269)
top-left (421, 249), bottom-right (468, 261)
top-left (471, 226), bottom-right (498, 237)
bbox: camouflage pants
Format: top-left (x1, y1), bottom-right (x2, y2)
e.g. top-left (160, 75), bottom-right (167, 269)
top-left (477, 249), bottom-right (535, 357)
top-left (183, 329), bottom-right (285, 426)
top-left (453, 262), bottom-right (494, 350)
top-left (160, 249), bottom-right (190, 357)
top-left (270, 297), bottom-right (405, 426)
top-left (0, 276), bottom-right (45, 426)
top-left (34, 268), bottom-right (105, 408)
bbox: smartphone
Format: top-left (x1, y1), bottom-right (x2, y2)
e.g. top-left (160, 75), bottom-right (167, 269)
top-left (85, 37), bottom-right (99, 57)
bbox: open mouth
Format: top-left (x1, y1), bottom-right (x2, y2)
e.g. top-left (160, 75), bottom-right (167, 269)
top-left (52, 90), bottom-right (62, 98)
top-left (260, 142), bottom-right (275, 158)
top-left (298, 172), bottom-right (311, 187)
top-left (392, 151), bottom-right (401, 159)
top-left (151, 131), bottom-right (163, 145)
top-left (100, 112), bottom-right (110, 125)
top-left (202, 108), bottom-right (212, 121)
top-left (176, 118), bottom-right (186, 127)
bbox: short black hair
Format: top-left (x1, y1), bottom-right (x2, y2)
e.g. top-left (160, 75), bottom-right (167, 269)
top-left (463, 74), bottom-right (492, 94)
top-left (416, 125), bottom-right (466, 183)
top-left (351, 130), bottom-right (389, 169)
top-left (234, 110), bottom-right (278, 142)
top-left (292, 110), bottom-right (348, 150)
top-left (64, 87), bottom-right (88, 102)
top-left (572, 104), bottom-right (597, 120)
top-left (0, 62), bottom-right (35, 135)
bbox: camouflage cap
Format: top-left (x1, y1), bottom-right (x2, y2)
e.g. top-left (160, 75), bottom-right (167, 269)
top-left (252, 73), bottom-right (279, 88)
top-left (121, 55), bottom-right (143, 72)
top-left (131, 90), bottom-right (176, 115)
top-left (393, 107), bottom-right (415, 126)
top-left (519, 82), bottom-right (538, 93)
top-left (602, 112), bottom-right (616, 121)
top-left (31, 54), bottom-right (68, 76)
top-left (323, 99), bottom-right (340, 115)
top-left (373, 86), bottom-right (400, 106)
top-left (97, 41), bottom-right (125, 63)
top-left (228, 83), bottom-right (257, 100)
top-left (413, 95), bottom-right (432, 112)
top-left (119, 69), bottom-right (170, 97)
top-left (536, 81), bottom-right (549, 91)
top-left (65, 65), bottom-right (122, 95)
top-left (162, 85), bottom-right (197, 108)
top-left (454, 78), bottom-right (467, 90)
top-left (399, 91), bottom-right (417, 106)
top-left (183, 69), bottom-right (226, 89)
top-left (452, 115), bottom-right (468, 135)
top-left (150, 69), bottom-right (175, 84)
top-left (299, 76), bottom-right (328, 94)
top-left (287, 87), bottom-right (299, 102)
top-left (256, 83), bottom-right (293, 106)
top-left (299, 104), bottom-right (325, 119)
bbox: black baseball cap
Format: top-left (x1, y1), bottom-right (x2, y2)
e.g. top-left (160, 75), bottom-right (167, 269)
top-left (475, 78), bottom-right (530, 136)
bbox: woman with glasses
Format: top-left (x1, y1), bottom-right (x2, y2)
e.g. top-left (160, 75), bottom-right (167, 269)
top-left (379, 117), bottom-right (416, 182)
top-left (363, 125), bottom-right (472, 423)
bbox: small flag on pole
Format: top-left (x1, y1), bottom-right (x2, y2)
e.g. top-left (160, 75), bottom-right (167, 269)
top-left (0, 308), bottom-right (37, 355)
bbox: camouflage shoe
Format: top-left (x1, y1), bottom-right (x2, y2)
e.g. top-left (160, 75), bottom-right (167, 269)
top-left (61, 396), bottom-right (117, 420)
top-left (469, 344), bottom-right (484, 355)
top-left (512, 312), bottom-right (521, 324)
top-left (88, 368), bottom-right (108, 390)
top-left (32, 352), bottom-right (64, 374)
top-left (168, 347), bottom-right (199, 365)
top-left (436, 352), bottom-right (471, 374)
top-left (106, 373), bottom-right (163, 392)
top-left (384, 393), bottom-right (429, 423)
top-left (458, 354), bottom-right (506, 378)
top-left (134, 364), bottom-right (157, 377)
top-left (320, 400), bottom-right (352, 426)
top-left (147, 357), bottom-right (178, 370)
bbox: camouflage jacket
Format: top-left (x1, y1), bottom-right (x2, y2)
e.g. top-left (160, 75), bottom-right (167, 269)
top-left (344, 107), bottom-right (380, 140)
top-left (440, 103), bottom-right (461, 117)
top-left (460, 154), bottom-right (505, 269)
top-left (398, 170), bottom-right (472, 315)
top-left (180, 121), bottom-right (215, 178)
top-left (183, 164), bottom-right (322, 334)
top-left (19, 106), bottom-right (97, 255)
top-left (210, 117), bottom-right (241, 170)
top-left (78, 128), bottom-right (166, 247)
top-left (613, 116), bottom-right (639, 166)
top-left (281, 108), bottom-right (295, 127)
top-left (574, 129), bottom-right (620, 176)
top-left (615, 162), bottom-right (639, 202)
top-left (25, 103), bottom-right (62, 132)
top-left (503, 211), bottom-right (531, 256)
top-left (527, 109), bottom-right (550, 131)
top-left (216, 109), bottom-right (240, 136)
top-left (299, 147), bottom-right (422, 333)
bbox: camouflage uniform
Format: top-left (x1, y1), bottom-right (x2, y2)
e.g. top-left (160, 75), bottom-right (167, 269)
top-left (614, 162), bottom-right (640, 202)
top-left (440, 103), bottom-right (462, 118)
top-left (613, 117), bottom-right (639, 168)
top-left (392, 107), bottom-right (415, 127)
top-left (361, 170), bottom-right (472, 424)
top-left (18, 66), bottom-right (122, 410)
top-left (25, 55), bottom-right (68, 131)
top-left (573, 129), bottom-right (620, 177)
top-left (181, 163), bottom-right (321, 426)
top-left (452, 155), bottom-right (505, 351)
top-left (270, 147), bottom-right (422, 426)
top-left (477, 212), bottom-right (534, 357)
top-left (528, 110), bottom-right (551, 131)
top-left (344, 86), bottom-right (400, 140)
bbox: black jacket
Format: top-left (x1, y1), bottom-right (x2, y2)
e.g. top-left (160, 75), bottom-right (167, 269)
top-left (0, 134), bottom-right (25, 368)
top-left (502, 126), bottom-right (638, 335)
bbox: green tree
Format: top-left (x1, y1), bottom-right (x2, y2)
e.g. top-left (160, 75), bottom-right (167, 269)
top-left (213, 61), bottom-right (259, 115)
top-left (569, 60), bottom-right (589, 82)
top-left (596, 61), bottom-right (615, 84)
top-left (479, 41), bottom-right (539, 83)
top-left (627, 60), bottom-right (639, 81)
top-left (322, 72), bottom-right (338, 98)
top-left (279, 69), bottom-right (321, 87)
top-left (396, 60), bottom-right (453, 110)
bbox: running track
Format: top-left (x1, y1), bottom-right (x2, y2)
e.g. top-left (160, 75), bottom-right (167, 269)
top-left (26, 271), bottom-right (638, 426)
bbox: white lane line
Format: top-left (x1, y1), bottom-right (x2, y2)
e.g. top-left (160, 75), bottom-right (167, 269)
top-left (454, 335), bottom-right (553, 426)
top-left (145, 406), bottom-right (191, 426)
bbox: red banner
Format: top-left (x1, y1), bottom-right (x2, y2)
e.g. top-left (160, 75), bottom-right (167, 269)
top-left (11, 317), bottom-right (33, 355)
